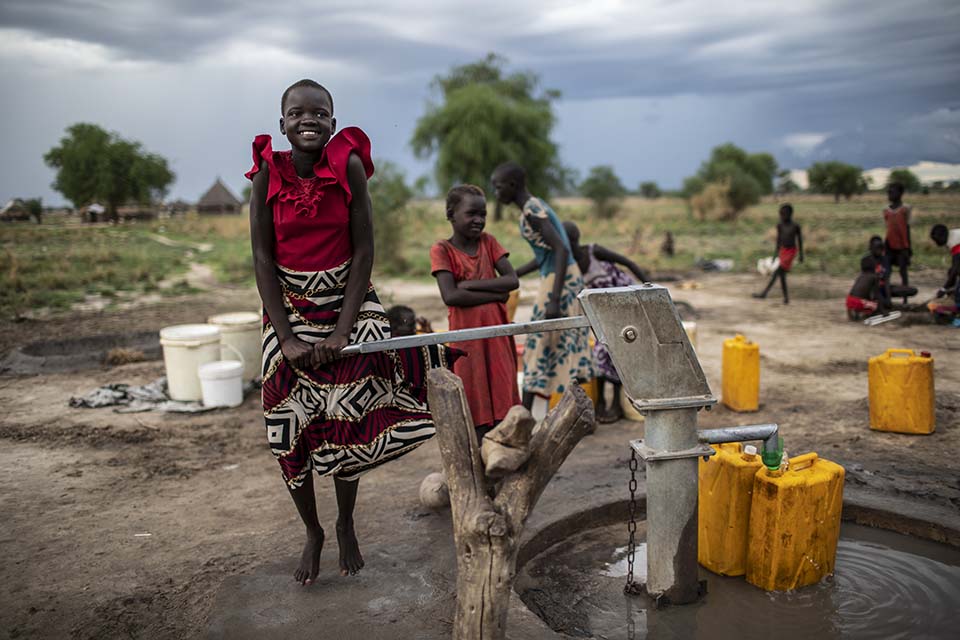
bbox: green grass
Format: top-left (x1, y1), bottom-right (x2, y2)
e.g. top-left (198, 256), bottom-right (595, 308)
top-left (3, 193), bottom-right (958, 319)
top-left (1, 222), bottom-right (189, 318)
top-left (386, 193), bottom-right (960, 281)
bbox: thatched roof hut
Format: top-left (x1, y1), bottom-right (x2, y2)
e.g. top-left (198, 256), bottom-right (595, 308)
top-left (197, 178), bottom-right (242, 215)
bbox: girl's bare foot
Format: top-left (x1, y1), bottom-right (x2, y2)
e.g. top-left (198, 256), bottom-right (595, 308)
top-left (336, 519), bottom-right (364, 576)
top-left (294, 527), bottom-right (324, 586)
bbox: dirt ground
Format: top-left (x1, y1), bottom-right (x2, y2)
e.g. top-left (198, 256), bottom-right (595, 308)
top-left (0, 272), bottom-right (957, 639)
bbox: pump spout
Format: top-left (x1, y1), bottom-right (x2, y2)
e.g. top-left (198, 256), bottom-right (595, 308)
top-left (697, 423), bottom-right (782, 469)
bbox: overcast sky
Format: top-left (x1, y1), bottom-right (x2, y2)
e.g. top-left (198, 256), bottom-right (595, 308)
top-left (2, 0), bottom-right (959, 205)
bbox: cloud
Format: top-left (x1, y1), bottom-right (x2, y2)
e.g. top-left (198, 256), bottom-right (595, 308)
top-left (800, 108), bottom-right (960, 168)
top-left (1, 0), bottom-right (959, 202)
top-left (782, 133), bottom-right (830, 156)
top-left (2, 0), bottom-right (958, 100)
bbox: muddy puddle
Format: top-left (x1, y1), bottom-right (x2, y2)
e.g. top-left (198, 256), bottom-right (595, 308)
top-left (516, 522), bottom-right (960, 639)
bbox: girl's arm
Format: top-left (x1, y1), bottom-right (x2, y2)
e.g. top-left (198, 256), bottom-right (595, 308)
top-left (459, 255), bottom-right (520, 293)
top-left (592, 244), bottom-right (649, 282)
top-left (313, 153), bottom-right (373, 364)
top-left (435, 271), bottom-right (509, 307)
top-left (515, 258), bottom-right (539, 278)
top-left (906, 211), bottom-right (912, 255)
top-left (797, 225), bottom-right (804, 262)
top-left (250, 161), bottom-right (314, 369)
top-left (528, 216), bottom-right (568, 319)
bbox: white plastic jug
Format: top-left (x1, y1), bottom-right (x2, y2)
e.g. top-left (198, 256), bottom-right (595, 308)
top-left (198, 360), bottom-right (244, 408)
top-left (207, 311), bottom-right (261, 382)
top-left (159, 324), bottom-right (221, 401)
top-left (682, 320), bottom-right (698, 350)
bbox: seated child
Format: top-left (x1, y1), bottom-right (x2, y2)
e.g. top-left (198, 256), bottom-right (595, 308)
top-left (431, 185), bottom-right (521, 439)
top-left (930, 224), bottom-right (960, 320)
top-left (386, 305), bottom-right (433, 337)
top-left (563, 220), bottom-right (648, 422)
top-left (846, 255), bottom-right (889, 320)
top-left (386, 305), bottom-right (417, 337)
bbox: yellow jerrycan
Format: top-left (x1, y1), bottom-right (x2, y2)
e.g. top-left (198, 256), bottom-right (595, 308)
top-left (698, 442), bottom-right (763, 576)
top-left (868, 349), bottom-right (935, 434)
top-left (548, 379), bottom-right (598, 409)
top-left (722, 335), bottom-right (760, 412)
top-left (746, 452), bottom-right (845, 591)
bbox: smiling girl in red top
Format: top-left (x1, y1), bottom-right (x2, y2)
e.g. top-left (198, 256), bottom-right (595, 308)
top-left (247, 79), bottom-right (454, 587)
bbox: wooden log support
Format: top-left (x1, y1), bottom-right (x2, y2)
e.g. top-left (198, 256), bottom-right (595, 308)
top-left (427, 368), bottom-right (595, 640)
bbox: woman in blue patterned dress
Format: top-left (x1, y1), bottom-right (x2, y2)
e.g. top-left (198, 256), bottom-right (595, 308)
top-left (491, 162), bottom-right (593, 409)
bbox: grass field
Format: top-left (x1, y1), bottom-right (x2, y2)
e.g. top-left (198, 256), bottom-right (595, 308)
top-left (2, 193), bottom-right (958, 319)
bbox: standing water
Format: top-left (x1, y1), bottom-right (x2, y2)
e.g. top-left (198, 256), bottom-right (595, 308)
top-left (515, 522), bottom-right (960, 639)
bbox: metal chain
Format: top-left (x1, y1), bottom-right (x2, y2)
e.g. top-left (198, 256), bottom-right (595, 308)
top-left (624, 448), bottom-right (643, 596)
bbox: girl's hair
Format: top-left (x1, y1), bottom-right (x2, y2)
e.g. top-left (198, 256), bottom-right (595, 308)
top-left (281, 79), bottom-right (334, 113)
top-left (493, 161), bottom-right (526, 184)
top-left (445, 184), bottom-right (486, 218)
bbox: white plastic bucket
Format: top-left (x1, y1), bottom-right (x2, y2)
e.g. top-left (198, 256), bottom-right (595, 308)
top-left (682, 320), bottom-right (698, 350)
top-left (198, 360), bottom-right (244, 408)
top-left (207, 311), bottom-right (261, 382)
top-left (159, 324), bottom-right (221, 401)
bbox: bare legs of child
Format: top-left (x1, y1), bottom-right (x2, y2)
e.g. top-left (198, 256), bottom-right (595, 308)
top-left (521, 390), bottom-right (535, 411)
top-left (289, 474), bottom-right (324, 585)
top-left (752, 268), bottom-right (789, 304)
top-left (596, 378), bottom-right (624, 423)
top-left (334, 477), bottom-right (365, 577)
top-left (288, 474), bottom-right (364, 585)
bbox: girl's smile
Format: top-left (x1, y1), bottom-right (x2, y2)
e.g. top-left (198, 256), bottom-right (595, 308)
top-left (281, 86), bottom-right (336, 153)
top-left (450, 194), bottom-right (488, 242)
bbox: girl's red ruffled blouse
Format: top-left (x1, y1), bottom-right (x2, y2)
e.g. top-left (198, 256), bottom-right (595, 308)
top-left (245, 127), bottom-right (374, 272)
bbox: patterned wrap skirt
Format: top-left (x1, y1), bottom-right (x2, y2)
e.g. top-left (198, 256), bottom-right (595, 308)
top-left (585, 261), bottom-right (636, 383)
top-left (522, 269), bottom-right (595, 397)
top-left (262, 260), bottom-right (455, 488)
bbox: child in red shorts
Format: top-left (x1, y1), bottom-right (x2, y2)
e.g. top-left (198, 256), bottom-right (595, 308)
top-left (846, 238), bottom-right (892, 320)
top-left (754, 203), bottom-right (803, 304)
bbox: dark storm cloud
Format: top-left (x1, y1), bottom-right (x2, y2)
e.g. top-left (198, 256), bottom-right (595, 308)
top-left (529, 3), bottom-right (959, 101)
top-left (3, 0), bottom-right (957, 102)
top-left (800, 108), bottom-right (960, 168)
top-left (2, 0), bottom-right (959, 204)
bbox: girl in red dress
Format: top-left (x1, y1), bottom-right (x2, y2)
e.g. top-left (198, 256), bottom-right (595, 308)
top-left (430, 185), bottom-right (521, 438)
top-left (247, 80), bottom-right (454, 586)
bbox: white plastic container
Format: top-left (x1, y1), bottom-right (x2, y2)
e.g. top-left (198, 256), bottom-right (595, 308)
top-left (682, 320), bottom-right (698, 350)
top-left (159, 324), bottom-right (221, 401)
top-left (198, 360), bottom-right (244, 408)
top-left (207, 311), bottom-right (261, 382)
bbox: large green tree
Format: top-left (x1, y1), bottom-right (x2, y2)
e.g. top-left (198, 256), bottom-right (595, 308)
top-left (682, 143), bottom-right (778, 218)
top-left (887, 168), bottom-right (922, 193)
top-left (411, 54), bottom-right (566, 209)
top-left (580, 166), bottom-right (626, 219)
top-left (807, 161), bottom-right (863, 202)
top-left (44, 123), bottom-right (174, 222)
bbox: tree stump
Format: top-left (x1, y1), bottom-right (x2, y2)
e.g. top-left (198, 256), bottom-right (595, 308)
top-left (426, 368), bottom-right (595, 640)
